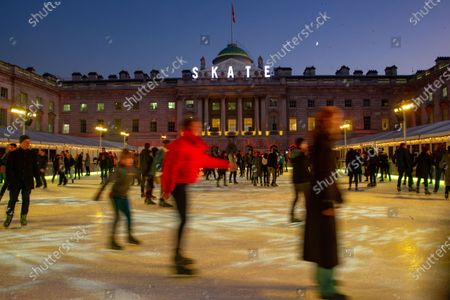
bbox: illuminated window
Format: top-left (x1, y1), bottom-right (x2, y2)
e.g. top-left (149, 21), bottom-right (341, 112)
top-left (228, 119), bottom-right (237, 131)
top-left (49, 101), bottom-right (55, 112)
top-left (428, 93), bottom-right (433, 101)
top-left (63, 123), bottom-right (70, 134)
top-left (244, 118), bottom-right (253, 131)
top-left (80, 103), bottom-right (88, 112)
top-left (289, 118), bottom-right (297, 131)
top-left (97, 103), bottom-right (105, 112)
top-left (443, 87), bottom-right (448, 98)
top-left (382, 118), bottom-right (389, 130)
top-left (211, 118), bottom-right (220, 130)
top-left (63, 104), bottom-right (71, 112)
top-left (212, 102), bottom-right (220, 111)
top-left (149, 102), bottom-right (158, 110)
top-left (185, 100), bottom-right (194, 109)
top-left (244, 101), bottom-right (253, 110)
top-left (168, 102), bottom-right (176, 109)
top-left (307, 117), bottom-right (315, 131)
top-left (227, 102), bottom-right (236, 111)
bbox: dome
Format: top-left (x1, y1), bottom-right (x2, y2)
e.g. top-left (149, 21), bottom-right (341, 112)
top-left (212, 43), bottom-right (253, 65)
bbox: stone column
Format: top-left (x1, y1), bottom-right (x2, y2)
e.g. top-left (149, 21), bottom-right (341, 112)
top-left (176, 98), bottom-right (183, 130)
top-left (280, 97), bottom-right (287, 131)
top-left (237, 97), bottom-right (243, 134)
top-left (254, 97), bottom-right (260, 132)
top-left (221, 97), bottom-right (226, 133)
top-left (260, 97), bottom-right (267, 131)
top-left (204, 98), bottom-right (209, 131)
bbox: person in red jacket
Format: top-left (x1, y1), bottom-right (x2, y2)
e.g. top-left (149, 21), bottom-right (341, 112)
top-left (162, 117), bottom-right (232, 275)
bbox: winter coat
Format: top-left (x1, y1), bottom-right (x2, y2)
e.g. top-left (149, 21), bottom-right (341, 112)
top-left (303, 131), bottom-right (342, 269)
top-left (414, 152), bottom-right (433, 178)
top-left (228, 153), bottom-right (238, 172)
top-left (291, 149), bottom-right (311, 183)
top-left (6, 147), bottom-right (41, 190)
top-left (253, 156), bottom-right (263, 176)
top-left (37, 155), bottom-right (48, 170)
top-left (162, 131), bottom-right (229, 194)
top-left (393, 148), bottom-right (412, 171)
top-left (268, 152), bottom-right (278, 168)
top-left (345, 149), bottom-right (362, 175)
top-left (139, 148), bottom-right (153, 176)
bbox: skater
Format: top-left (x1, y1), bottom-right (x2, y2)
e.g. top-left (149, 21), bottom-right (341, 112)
top-left (57, 152), bottom-right (68, 186)
top-left (290, 137), bottom-right (311, 223)
top-left (94, 149), bottom-right (141, 250)
top-left (216, 151), bottom-right (228, 188)
top-left (3, 135), bottom-right (42, 228)
top-left (439, 146), bottom-right (450, 199)
top-left (75, 152), bottom-right (83, 180)
top-left (378, 149), bottom-right (391, 182)
top-left (345, 148), bottom-right (361, 191)
top-left (85, 153), bottom-right (91, 176)
top-left (433, 144), bottom-right (445, 192)
top-left (414, 146), bottom-right (433, 195)
top-left (303, 107), bottom-right (347, 300)
top-left (253, 152), bottom-right (263, 186)
top-left (228, 151), bottom-right (238, 184)
top-left (140, 143), bottom-right (156, 204)
top-left (149, 139), bottom-right (173, 207)
top-left (37, 150), bottom-right (48, 189)
top-left (393, 143), bottom-right (414, 192)
top-left (0, 143), bottom-right (17, 202)
top-left (98, 148), bottom-right (109, 183)
top-left (367, 148), bottom-right (379, 187)
top-left (51, 153), bottom-right (59, 183)
top-left (262, 153), bottom-right (269, 186)
top-left (268, 147), bottom-right (279, 187)
top-left (162, 117), bottom-right (231, 275)
top-left (244, 149), bottom-right (254, 181)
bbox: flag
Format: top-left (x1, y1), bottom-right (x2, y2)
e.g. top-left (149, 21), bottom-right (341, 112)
top-left (232, 2), bottom-right (236, 23)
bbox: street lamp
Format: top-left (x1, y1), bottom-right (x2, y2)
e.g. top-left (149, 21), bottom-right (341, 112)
top-left (394, 102), bottom-right (415, 143)
top-left (120, 131), bottom-right (129, 146)
top-left (11, 107), bottom-right (36, 135)
top-left (95, 126), bottom-right (108, 149)
top-left (340, 123), bottom-right (351, 154)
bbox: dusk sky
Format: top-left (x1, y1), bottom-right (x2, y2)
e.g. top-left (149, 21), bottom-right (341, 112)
top-left (1, 0), bottom-right (449, 79)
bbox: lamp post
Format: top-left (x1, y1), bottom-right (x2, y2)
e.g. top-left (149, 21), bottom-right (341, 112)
top-left (11, 107), bottom-right (36, 135)
top-left (120, 131), bottom-right (129, 147)
top-left (339, 123), bottom-right (351, 154)
top-left (95, 126), bottom-right (108, 149)
top-left (394, 102), bottom-right (415, 144)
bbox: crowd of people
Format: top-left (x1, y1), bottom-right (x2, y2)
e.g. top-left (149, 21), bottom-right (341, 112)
top-left (344, 142), bottom-right (450, 199)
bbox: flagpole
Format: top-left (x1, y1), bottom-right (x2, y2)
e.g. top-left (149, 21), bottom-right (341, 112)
top-left (231, 1), bottom-right (234, 44)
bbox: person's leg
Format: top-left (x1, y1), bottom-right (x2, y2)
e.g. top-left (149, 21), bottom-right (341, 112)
top-left (5, 188), bottom-right (20, 226)
top-left (0, 183), bottom-right (8, 199)
top-left (397, 169), bottom-right (404, 188)
top-left (109, 196), bottom-right (122, 249)
top-left (291, 184), bottom-right (299, 219)
top-left (41, 171), bottom-right (47, 188)
top-left (229, 172), bottom-right (232, 183)
top-left (348, 174), bottom-right (353, 190)
top-left (173, 184), bottom-right (187, 255)
top-left (140, 174), bottom-right (146, 196)
top-left (316, 266), bottom-right (337, 298)
top-left (416, 177), bottom-right (422, 192)
top-left (434, 168), bottom-right (442, 192)
top-left (19, 188), bottom-right (31, 225)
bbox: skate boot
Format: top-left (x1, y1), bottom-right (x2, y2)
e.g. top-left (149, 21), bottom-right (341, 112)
top-left (20, 214), bottom-right (27, 226)
top-left (175, 253), bottom-right (195, 265)
top-left (3, 214), bottom-right (13, 228)
top-left (128, 235), bottom-right (141, 245)
top-left (425, 188), bottom-right (431, 195)
top-left (110, 239), bottom-right (123, 250)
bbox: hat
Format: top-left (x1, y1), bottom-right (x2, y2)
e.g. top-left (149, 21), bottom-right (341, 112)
top-left (19, 135), bottom-right (30, 143)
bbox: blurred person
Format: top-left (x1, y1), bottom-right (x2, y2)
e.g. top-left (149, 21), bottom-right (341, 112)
top-left (51, 153), bottom-right (60, 183)
top-left (65, 152), bottom-right (75, 183)
top-left (57, 152), bottom-right (68, 186)
top-left (132, 150), bottom-right (140, 185)
top-left (162, 117), bottom-right (232, 275)
top-left (414, 146), bottom-right (433, 195)
top-left (98, 148), bottom-right (109, 183)
top-left (4, 135), bottom-right (42, 228)
top-left (0, 143), bottom-right (17, 202)
top-left (367, 148), bottom-right (379, 187)
top-left (139, 143), bottom-right (156, 204)
top-left (439, 146), bottom-right (450, 199)
top-left (433, 144), bottom-right (445, 193)
top-left (378, 149), bottom-right (391, 182)
top-left (290, 137), bottom-right (311, 223)
top-left (303, 107), bottom-right (347, 300)
top-left (228, 151), bottom-right (238, 184)
top-left (94, 149), bottom-right (141, 250)
top-left (268, 147), bottom-right (279, 187)
top-left (216, 151), bottom-right (228, 188)
top-left (278, 153), bottom-right (285, 175)
top-left (345, 148), bottom-right (361, 191)
top-left (149, 140), bottom-right (173, 207)
top-left (74, 152), bottom-right (83, 179)
top-left (37, 150), bottom-right (48, 189)
top-left (244, 149), bottom-right (254, 180)
top-left (85, 153), bottom-right (91, 176)
top-left (393, 143), bottom-right (414, 192)
top-left (262, 153), bottom-right (269, 186)
top-left (253, 151), bottom-right (263, 186)
top-left (237, 150), bottom-right (245, 177)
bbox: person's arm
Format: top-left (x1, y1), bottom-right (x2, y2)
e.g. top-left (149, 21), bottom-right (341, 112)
top-left (161, 149), bottom-right (180, 195)
top-left (94, 169), bottom-right (115, 201)
top-left (200, 152), bottom-right (231, 170)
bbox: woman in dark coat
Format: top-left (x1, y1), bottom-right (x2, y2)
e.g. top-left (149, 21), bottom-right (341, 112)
top-left (414, 147), bottom-right (432, 195)
top-left (303, 107), bottom-right (347, 300)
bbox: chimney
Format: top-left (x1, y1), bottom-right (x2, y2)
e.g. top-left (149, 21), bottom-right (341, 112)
top-left (384, 65), bottom-right (398, 76)
top-left (81, 75), bottom-right (88, 80)
top-left (134, 70), bottom-right (145, 80)
top-left (353, 70), bottom-right (363, 76)
top-left (108, 74), bottom-right (118, 80)
top-left (72, 72), bottom-right (82, 81)
top-left (150, 69), bottom-right (160, 79)
top-left (182, 69), bottom-right (192, 81)
top-left (119, 70), bottom-right (130, 80)
top-left (303, 66), bottom-right (316, 76)
top-left (435, 57), bottom-right (450, 67)
top-left (88, 72), bottom-right (98, 80)
top-left (26, 67), bottom-right (35, 73)
top-left (97, 75), bottom-right (104, 80)
top-left (336, 65), bottom-right (350, 76)
top-left (366, 70), bottom-right (378, 76)
top-left (274, 67), bottom-right (292, 77)
top-left (42, 72), bottom-right (57, 81)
